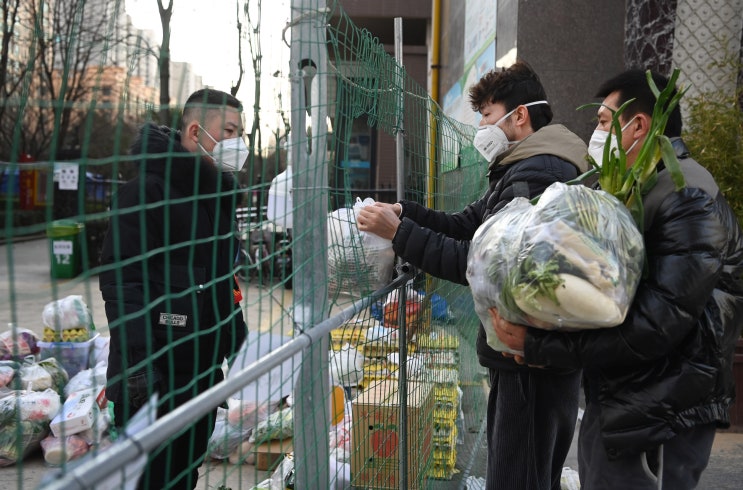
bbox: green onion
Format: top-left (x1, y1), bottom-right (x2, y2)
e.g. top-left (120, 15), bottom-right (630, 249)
top-left (578, 68), bottom-right (688, 229)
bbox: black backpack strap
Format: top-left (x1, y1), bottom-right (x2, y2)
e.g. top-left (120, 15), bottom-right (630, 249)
top-left (512, 181), bottom-right (530, 198)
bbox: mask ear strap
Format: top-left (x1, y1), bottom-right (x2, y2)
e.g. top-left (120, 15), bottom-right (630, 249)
top-left (198, 124), bottom-right (219, 145)
top-left (513, 100), bottom-right (549, 124)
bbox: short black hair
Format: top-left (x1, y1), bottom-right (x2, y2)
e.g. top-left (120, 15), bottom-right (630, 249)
top-left (595, 69), bottom-right (682, 137)
top-left (181, 89), bottom-right (242, 131)
top-left (468, 60), bottom-right (553, 131)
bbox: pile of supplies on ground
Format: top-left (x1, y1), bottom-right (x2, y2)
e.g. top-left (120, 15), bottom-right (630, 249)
top-left (0, 295), bottom-right (110, 467)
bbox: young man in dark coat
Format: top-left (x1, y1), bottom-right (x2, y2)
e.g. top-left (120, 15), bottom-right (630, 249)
top-left (357, 61), bottom-right (589, 490)
top-left (493, 70), bottom-right (743, 489)
top-left (99, 89), bottom-right (249, 490)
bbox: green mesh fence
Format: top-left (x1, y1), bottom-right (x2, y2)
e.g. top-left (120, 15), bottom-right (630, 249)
top-left (0, 1), bottom-right (489, 488)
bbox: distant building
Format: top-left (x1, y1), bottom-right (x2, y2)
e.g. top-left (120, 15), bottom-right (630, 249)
top-left (170, 61), bottom-right (204, 107)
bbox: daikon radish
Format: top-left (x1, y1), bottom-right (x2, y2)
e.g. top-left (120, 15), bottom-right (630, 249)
top-left (554, 273), bottom-right (623, 327)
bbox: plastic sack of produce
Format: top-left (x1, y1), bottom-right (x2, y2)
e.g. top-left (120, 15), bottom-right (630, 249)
top-left (208, 400), bottom-right (273, 460)
top-left (467, 182), bottom-right (644, 353)
top-left (0, 327), bottom-right (40, 361)
top-left (40, 434), bottom-right (90, 465)
top-left (327, 197), bottom-right (395, 296)
top-left (18, 357), bottom-right (69, 395)
top-left (0, 388), bottom-right (60, 466)
top-left (248, 406), bottom-right (293, 443)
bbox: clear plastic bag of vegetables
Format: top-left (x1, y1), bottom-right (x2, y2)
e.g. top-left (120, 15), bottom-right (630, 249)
top-left (466, 182), bottom-right (644, 353)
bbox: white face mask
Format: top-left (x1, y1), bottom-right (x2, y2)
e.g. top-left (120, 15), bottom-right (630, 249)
top-left (474, 100), bottom-right (549, 163)
top-left (587, 117), bottom-right (638, 167)
top-left (198, 126), bottom-right (250, 171)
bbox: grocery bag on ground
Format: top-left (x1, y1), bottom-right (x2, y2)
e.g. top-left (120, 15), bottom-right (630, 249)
top-left (40, 393), bottom-right (158, 490)
top-left (40, 434), bottom-right (90, 465)
top-left (249, 406), bottom-right (294, 443)
top-left (327, 197), bottom-right (395, 296)
top-left (0, 389), bottom-right (60, 466)
top-left (0, 327), bottom-right (40, 361)
top-left (19, 357), bottom-right (69, 394)
top-left (208, 400), bottom-right (274, 460)
top-left (467, 182), bottom-right (644, 353)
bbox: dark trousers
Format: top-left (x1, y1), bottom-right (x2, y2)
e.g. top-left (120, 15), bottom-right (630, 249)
top-left (486, 368), bottom-right (581, 490)
top-left (113, 371), bottom-right (219, 490)
top-left (578, 399), bottom-right (716, 489)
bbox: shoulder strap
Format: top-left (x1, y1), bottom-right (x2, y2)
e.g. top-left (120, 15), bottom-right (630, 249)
top-left (512, 181), bottom-right (530, 198)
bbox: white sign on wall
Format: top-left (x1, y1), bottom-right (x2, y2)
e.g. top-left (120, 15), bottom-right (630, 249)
top-left (54, 162), bottom-right (80, 190)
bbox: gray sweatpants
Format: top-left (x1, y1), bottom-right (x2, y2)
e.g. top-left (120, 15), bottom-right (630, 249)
top-left (486, 367), bottom-right (581, 490)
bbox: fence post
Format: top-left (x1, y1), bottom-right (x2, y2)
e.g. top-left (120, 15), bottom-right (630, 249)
top-left (290, 0), bottom-right (330, 488)
top-left (393, 17), bottom-right (411, 489)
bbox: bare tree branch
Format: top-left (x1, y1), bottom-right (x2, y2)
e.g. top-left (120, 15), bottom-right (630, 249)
top-left (231, 0), bottom-right (245, 97)
top-left (157, 0), bottom-right (173, 124)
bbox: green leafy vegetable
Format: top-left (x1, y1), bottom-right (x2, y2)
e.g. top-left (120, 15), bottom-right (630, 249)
top-left (579, 68), bottom-right (688, 228)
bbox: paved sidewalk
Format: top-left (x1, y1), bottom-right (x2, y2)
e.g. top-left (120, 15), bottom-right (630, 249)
top-left (1, 237), bottom-right (743, 488)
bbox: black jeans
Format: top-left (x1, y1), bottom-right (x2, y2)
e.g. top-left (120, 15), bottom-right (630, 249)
top-left (578, 399), bottom-right (716, 489)
top-left (486, 368), bottom-right (581, 490)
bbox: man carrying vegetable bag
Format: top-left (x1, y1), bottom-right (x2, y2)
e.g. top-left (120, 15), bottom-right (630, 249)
top-left (492, 69), bottom-right (743, 489)
top-left (357, 61), bottom-right (589, 490)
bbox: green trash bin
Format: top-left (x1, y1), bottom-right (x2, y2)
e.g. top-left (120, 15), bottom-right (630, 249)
top-left (47, 220), bottom-right (85, 279)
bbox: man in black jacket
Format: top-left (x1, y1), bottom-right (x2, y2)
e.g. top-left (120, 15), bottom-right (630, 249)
top-left (99, 89), bottom-right (249, 490)
top-left (493, 70), bottom-right (743, 489)
top-left (357, 61), bottom-right (589, 490)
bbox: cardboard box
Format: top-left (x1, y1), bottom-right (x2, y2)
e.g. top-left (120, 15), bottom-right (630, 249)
top-left (50, 389), bottom-right (98, 437)
top-left (351, 380), bottom-right (434, 490)
top-left (253, 438), bottom-right (293, 471)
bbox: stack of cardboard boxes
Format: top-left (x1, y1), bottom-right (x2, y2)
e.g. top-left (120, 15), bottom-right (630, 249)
top-left (350, 380), bottom-right (434, 489)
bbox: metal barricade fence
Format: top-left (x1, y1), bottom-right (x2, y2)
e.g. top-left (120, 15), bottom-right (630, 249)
top-left (40, 267), bottom-right (417, 490)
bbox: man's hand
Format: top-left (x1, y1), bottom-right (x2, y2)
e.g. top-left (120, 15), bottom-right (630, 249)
top-left (489, 307), bottom-right (528, 364)
top-left (356, 202), bottom-right (401, 240)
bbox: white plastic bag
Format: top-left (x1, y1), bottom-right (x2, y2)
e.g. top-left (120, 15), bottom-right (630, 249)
top-left (329, 344), bottom-right (365, 387)
top-left (327, 197), bottom-right (395, 296)
top-left (42, 295), bottom-right (94, 333)
top-left (249, 407), bottom-right (293, 443)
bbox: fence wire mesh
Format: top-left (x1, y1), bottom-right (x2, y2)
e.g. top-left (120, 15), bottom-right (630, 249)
top-left (0, 0), bottom-right (489, 488)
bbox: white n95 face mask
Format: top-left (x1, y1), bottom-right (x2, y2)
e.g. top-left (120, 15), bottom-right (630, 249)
top-left (474, 100), bottom-right (549, 163)
top-left (587, 116), bottom-right (638, 168)
top-left (474, 124), bottom-right (511, 164)
top-left (198, 125), bottom-right (250, 171)
top-left (587, 129), bottom-right (618, 168)
top-left (211, 137), bottom-right (250, 172)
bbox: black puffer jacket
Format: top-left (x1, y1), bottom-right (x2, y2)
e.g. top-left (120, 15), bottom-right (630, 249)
top-left (392, 124), bottom-right (589, 371)
top-left (99, 123), bottom-right (247, 403)
top-left (525, 139), bottom-right (743, 458)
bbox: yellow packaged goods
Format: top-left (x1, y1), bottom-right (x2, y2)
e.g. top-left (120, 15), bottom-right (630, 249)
top-left (351, 380), bottom-right (434, 490)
